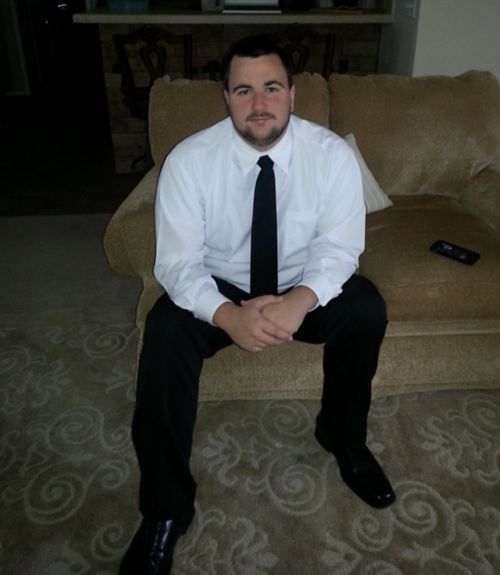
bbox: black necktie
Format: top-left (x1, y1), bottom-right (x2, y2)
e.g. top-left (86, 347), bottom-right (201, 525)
top-left (250, 155), bottom-right (278, 296)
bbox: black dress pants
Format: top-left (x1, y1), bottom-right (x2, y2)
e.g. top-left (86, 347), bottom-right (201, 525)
top-left (132, 274), bottom-right (387, 530)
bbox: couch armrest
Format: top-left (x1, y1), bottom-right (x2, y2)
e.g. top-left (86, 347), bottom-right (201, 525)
top-left (460, 168), bottom-right (500, 238)
top-left (103, 166), bottom-right (159, 277)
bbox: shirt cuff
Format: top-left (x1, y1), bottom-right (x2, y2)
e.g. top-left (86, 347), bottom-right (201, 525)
top-left (193, 287), bottom-right (232, 325)
top-left (298, 276), bottom-right (343, 309)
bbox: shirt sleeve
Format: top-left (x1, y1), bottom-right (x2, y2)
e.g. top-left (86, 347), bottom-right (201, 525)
top-left (298, 139), bottom-right (365, 307)
top-left (153, 152), bottom-right (230, 324)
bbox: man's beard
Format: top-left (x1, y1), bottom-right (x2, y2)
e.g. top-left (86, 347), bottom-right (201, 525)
top-left (234, 113), bottom-right (290, 150)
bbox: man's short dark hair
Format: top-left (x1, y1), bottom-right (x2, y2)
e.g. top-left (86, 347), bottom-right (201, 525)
top-left (221, 35), bottom-right (294, 90)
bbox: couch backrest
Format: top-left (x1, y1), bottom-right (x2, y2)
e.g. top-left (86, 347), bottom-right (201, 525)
top-left (329, 70), bottom-right (500, 197)
top-left (149, 72), bottom-right (329, 167)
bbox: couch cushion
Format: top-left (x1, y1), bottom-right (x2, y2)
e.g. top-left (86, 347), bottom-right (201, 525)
top-left (149, 72), bottom-right (329, 167)
top-left (329, 71), bottom-right (500, 198)
top-left (149, 78), bottom-right (226, 167)
top-left (360, 195), bottom-right (500, 321)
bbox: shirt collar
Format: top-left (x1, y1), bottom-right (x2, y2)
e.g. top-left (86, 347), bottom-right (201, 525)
top-left (231, 115), bottom-right (294, 176)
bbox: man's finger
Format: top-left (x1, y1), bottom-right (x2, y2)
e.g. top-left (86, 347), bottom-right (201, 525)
top-left (241, 295), bottom-right (283, 309)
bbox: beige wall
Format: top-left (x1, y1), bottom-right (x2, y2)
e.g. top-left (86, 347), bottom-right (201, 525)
top-left (379, 0), bottom-right (500, 80)
top-left (413, 0), bottom-right (500, 79)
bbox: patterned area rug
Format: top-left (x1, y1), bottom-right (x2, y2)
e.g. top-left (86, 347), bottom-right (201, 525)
top-left (1, 309), bottom-right (499, 575)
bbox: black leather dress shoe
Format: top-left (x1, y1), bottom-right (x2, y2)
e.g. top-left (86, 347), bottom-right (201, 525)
top-left (119, 519), bottom-right (182, 575)
top-left (315, 416), bottom-right (396, 509)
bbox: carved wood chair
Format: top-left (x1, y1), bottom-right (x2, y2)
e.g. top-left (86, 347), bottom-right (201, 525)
top-left (281, 30), bottom-right (336, 78)
top-left (113, 25), bottom-right (220, 171)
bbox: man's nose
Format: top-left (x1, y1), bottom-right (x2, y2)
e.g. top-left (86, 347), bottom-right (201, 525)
top-left (252, 91), bottom-right (267, 109)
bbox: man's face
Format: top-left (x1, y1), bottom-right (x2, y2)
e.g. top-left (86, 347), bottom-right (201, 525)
top-left (224, 54), bottom-right (295, 151)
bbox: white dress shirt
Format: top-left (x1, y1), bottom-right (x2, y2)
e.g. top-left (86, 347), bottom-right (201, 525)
top-left (154, 114), bottom-right (365, 324)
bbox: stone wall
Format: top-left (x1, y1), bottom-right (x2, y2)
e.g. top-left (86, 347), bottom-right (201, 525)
top-left (99, 23), bottom-right (381, 173)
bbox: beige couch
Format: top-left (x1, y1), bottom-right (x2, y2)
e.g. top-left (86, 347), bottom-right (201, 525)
top-left (104, 70), bottom-right (500, 400)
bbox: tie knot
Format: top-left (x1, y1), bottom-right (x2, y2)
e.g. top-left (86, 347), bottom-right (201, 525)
top-left (257, 155), bottom-right (274, 170)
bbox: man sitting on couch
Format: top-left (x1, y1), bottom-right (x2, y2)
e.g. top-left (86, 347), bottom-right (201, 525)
top-left (120, 34), bottom-right (396, 575)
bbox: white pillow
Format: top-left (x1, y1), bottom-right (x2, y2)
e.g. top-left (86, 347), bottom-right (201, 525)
top-left (344, 133), bottom-right (393, 214)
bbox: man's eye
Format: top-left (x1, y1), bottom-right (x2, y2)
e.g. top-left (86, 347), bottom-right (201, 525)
top-left (237, 89), bottom-right (250, 96)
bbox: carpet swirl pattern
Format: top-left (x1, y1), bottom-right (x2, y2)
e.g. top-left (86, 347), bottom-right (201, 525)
top-left (1, 310), bottom-right (499, 574)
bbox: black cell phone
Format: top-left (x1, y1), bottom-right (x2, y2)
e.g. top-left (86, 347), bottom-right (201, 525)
top-left (430, 240), bottom-right (480, 265)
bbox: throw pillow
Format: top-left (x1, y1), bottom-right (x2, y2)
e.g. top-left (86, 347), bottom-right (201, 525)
top-left (344, 133), bottom-right (393, 214)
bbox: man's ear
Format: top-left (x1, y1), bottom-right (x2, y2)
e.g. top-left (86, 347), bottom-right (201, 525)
top-left (290, 85), bottom-right (296, 112)
top-left (223, 89), bottom-right (230, 107)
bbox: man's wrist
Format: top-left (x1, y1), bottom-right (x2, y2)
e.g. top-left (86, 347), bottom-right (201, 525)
top-left (286, 285), bottom-right (318, 314)
top-left (212, 301), bottom-right (238, 331)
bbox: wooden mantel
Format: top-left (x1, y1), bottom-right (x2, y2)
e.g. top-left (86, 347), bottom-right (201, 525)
top-left (73, 8), bottom-right (394, 26)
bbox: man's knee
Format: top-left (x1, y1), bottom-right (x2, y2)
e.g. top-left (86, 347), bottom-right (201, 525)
top-left (321, 275), bottom-right (386, 339)
top-left (144, 294), bottom-right (194, 343)
top-left (349, 275), bottom-right (387, 330)
top-left (143, 293), bottom-right (231, 360)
